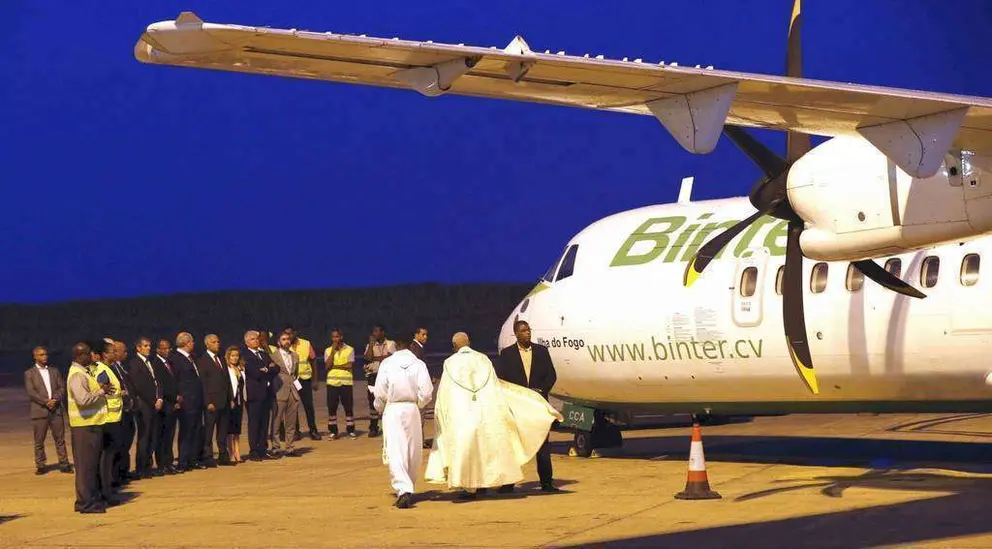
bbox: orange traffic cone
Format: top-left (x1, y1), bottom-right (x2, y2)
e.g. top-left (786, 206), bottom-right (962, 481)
top-left (674, 421), bottom-right (721, 500)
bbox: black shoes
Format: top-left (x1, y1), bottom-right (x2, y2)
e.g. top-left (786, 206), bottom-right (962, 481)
top-left (395, 493), bottom-right (413, 508)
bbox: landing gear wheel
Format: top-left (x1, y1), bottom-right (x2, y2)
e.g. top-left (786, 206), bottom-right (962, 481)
top-left (573, 431), bottom-right (593, 458)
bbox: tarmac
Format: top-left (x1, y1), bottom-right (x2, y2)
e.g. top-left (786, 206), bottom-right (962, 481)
top-left (0, 385), bottom-right (991, 548)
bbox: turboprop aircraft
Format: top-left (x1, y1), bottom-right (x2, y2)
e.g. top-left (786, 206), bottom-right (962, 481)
top-left (134, 2), bottom-right (992, 456)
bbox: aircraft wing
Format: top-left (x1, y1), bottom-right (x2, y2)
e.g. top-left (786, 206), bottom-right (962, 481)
top-left (135, 12), bottom-right (992, 178)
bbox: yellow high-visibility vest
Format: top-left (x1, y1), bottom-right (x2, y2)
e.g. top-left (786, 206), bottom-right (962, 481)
top-left (324, 344), bottom-right (354, 387)
top-left (293, 338), bottom-right (314, 380)
top-left (92, 362), bottom-right (123, 423)
top-left (67, 364), bottom-right (108, 428)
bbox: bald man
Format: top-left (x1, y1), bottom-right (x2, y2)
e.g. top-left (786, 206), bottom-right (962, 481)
top-left (426, 332), bottom-right (562, 499)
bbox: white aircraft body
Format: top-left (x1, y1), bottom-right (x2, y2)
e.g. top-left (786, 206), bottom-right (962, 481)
top-left (495, 183), bottom-right (992, 414)
top-left (134, 3), bottom-right (992, 454)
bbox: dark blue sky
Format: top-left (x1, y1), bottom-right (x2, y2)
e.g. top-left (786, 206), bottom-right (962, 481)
top-left (2, 0), bottom-right (990, 304)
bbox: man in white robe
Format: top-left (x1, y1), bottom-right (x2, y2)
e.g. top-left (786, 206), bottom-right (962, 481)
top-left (372, 336), bottom-right (434, 509)
top-left (425, 332), bottom-right (562, 499)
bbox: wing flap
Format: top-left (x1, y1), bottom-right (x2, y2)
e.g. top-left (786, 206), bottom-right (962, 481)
top-left (136, 13), bottom-right (992, 159)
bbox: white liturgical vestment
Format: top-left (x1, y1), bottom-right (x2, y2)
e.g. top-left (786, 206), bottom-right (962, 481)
top-left (425, 346), bottom-right (562, 489)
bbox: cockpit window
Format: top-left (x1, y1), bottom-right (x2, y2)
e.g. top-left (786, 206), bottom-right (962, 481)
top-left (541, 262), bottom-right (558, 283)
top-left (556, 245), bottom-right (579, 282)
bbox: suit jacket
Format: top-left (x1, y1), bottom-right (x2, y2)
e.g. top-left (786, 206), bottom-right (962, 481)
top-left (153, 354), bottom-right (179, 408)
top-left (243, 345), bottom-right (277, 402)
top-left (128, 355), bottom-right (161, 411)
top-left (410, 340), bottom-right (425, 360)
top-left (496, 343), bottom-right (557, 400)
top-left (171, 351), bottom-right (204, 411)
top-left (270, 348), bottom-right (300, 402)
top-left (108, 361), bottom-right (137, 413)
top-left (24, 365), bottom-right (66, 419)
top-left (197, 351), bottom-right (233, 410)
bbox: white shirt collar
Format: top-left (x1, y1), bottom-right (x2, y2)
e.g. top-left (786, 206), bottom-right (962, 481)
top-left (35, 363), bottom-right (48, 370)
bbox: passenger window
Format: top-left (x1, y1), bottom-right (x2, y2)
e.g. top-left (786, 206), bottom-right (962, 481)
top-left (810, 262), bottom-right (828, 293)
top-left (846, 263), bottom-right (864, 292)
top-left (884, 258), bottom-right (902, 278)
top-left (961, 253), bottom-right (980, 286)
top-left (921, 256), bottom-right (940, 288)
top-left (740, 266), bottom-right (758, 297)
top-left (775, 266), bottom-right (784, 295)
top-left (555, 245), bottom-right (578, 281)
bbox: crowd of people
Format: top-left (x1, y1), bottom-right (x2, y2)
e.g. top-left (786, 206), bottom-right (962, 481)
top-left (26, 320), bottom-right (564, 513)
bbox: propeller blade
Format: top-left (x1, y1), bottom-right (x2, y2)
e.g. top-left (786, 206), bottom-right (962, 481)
top-left (782, 219), bottom-right (818, 394)
top-left (784, 0), bottom-right (810, 163)
top-left (852, 259), bottom-right (927, 299)
top-left (723, 126), bottom-right (788, 180)
top-left (684, 207), bottom-right (771, 287)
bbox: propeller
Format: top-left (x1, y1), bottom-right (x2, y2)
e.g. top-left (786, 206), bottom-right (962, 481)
top-left (681, 0), bottom-right (926, 395)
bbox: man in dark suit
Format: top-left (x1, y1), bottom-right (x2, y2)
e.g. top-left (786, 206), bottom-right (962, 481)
top-left (410, 327), bottom-right (434, 449)
top-left (24, 346), bottom-right (72, 475)
top-left (172, 332), bottom-right (205, 471)
top-left (242, 329), bottom-right (278, 461)
top-left (410, 328), bottom-right (428, 360)
top-left (153, 339), bottom-right (180, 474)
top-left (128, 337), bottom-right (163, 478)
top-left (110, 340), bottom-right (136, 484)
top-left (495, 320), bottom-right (560, 493)
top-left (197, 334), bottom-right (234, 466)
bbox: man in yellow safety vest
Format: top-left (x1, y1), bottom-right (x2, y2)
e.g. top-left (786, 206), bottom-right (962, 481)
top-left (286, 326), bottom-right (321, 441)
top-left (66, 342), bottom-right (111, 514)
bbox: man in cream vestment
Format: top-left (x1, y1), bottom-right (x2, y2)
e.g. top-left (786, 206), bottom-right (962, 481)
top-left (425, 332), bottom-right (562, 496)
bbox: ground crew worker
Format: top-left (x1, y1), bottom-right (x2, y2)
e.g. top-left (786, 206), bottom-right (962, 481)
top-left (92, 341), bottom-right (126, 498)
top-left (363, 325), bottom-right (395, 438)
top-left (66, 342), bottom-right (111, 514)
top-left (286, 326), bottom-right (321, 441)
top-left (324, 329), bottom-right (357, 439)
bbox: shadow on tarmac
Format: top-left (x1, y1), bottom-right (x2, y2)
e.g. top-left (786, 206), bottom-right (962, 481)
top-left (551, 413), bottom-right (992, 473)
top-left (557, 471), bottom-right (992, 549)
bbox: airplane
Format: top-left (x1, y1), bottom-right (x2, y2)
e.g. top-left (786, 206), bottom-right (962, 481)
top-left (134, 2), bottom-right (992, 457)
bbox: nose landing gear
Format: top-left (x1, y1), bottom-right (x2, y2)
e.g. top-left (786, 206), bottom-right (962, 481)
top-left (564, 407), bottom-right (624, 458)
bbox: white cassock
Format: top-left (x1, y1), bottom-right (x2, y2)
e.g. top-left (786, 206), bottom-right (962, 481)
top-left (425, 346), bottom-right (563, 489)
top-left (372, 349), bottom-right (434, 496)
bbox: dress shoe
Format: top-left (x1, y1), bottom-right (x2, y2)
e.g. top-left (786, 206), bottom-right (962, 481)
top-left (309, 431), bottom-right (322, 441)
top-left (395, 493), bottom-right (413, 509)
top-left (59, 464), bottom-right (74, 474)
top-left (498, 485), bottom-right (514, 494)
top-left (163, 466), bottom-right (178, 475)
top-left (540, 483), bottom-right (562, 493)
top-left (153, 469), bottom-right (166, 477)
top-left (78, 507), bottom-right (107, 514)
top-left (218, 458), bottom-right (235, 466)
top-left (35, 467), bottom-right (45, 476)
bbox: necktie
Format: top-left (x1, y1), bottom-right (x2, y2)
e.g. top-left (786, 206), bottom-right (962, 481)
top-left (213, 354), bottom-right (223, 370)
top-left (144, 358), bottom-right (162, 399)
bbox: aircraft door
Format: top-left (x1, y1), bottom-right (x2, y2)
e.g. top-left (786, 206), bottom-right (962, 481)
top-left (731, 248), bottom-right (770, 328)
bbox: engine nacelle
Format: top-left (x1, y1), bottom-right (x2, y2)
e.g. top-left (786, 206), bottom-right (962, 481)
top-left (787, 136), bottom-right (992, 261)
